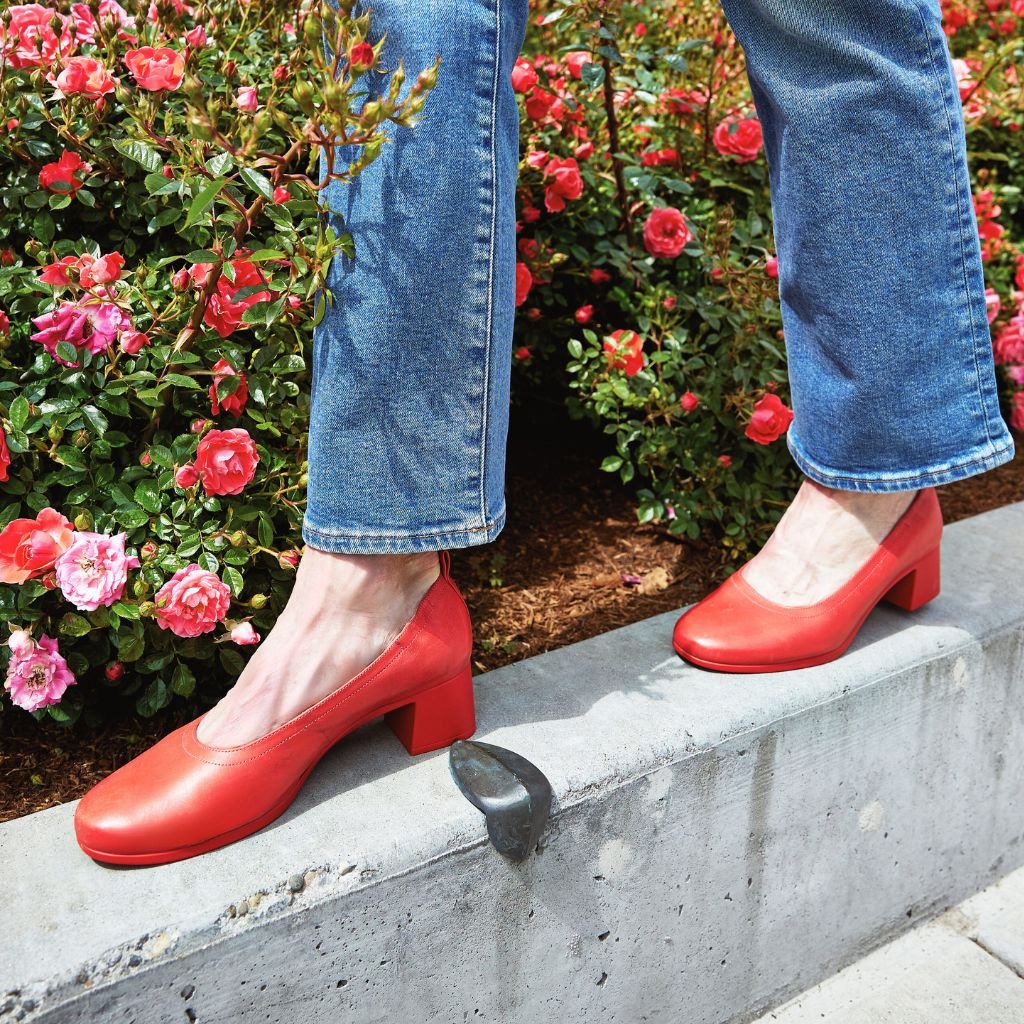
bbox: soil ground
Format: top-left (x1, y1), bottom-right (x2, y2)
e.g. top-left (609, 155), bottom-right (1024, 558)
top-left (2, 410), bottom-right (1022, 823)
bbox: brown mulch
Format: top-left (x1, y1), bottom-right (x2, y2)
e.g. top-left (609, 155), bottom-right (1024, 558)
top-left (2, 413), bottom-right (1022, 824)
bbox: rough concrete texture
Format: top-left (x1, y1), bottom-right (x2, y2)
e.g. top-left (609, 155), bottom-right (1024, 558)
top-left (754, 866), bottom-right (1024, 1023)
top-left (2, 500), bottom-right (1023, 1024)
top-left (945, 857), bottom-right (1024, 978)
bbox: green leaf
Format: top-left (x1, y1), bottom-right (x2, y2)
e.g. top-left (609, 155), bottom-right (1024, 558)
top-left (112, 601), bottom-right (141, 620)
top-left (55, 341), bottom-right (78, 365)
top-left (238, 166), bottom-right (274, 200)
top-left (170, 662), bottom-right (196, 697)
top-left (113, 138), bottom-right (164, 173)
top-left (59, 613), bottom-right (93, 637)
top-left (197, 552), bottom-right (219, 573)
top-left (114, 507), bottom-right (150, 529)
top-left (257, 512), bottom-right (274, 547)
top-left (580, 62), bottom-right (605, 89)
top-left (9, 395), bottom-right (30, 431)
top-left (147, 444), bottom-right (174, 468)
top-left (223, 565), bottom-right (244, 596)
top-left (80, 404), bottom-right (109, 436)
top-left (136, 677), bottom-right (169, 717)
top-left (163, 373), bottom-right (203, 389)
top-left (119, 630), bottom-right (146, 663)
top-left (184, 176), bottom-right (228, 228)
top-left (134, 479), bottom-right (162, 514)
top-left (601, 455), bottom-right (623, 472)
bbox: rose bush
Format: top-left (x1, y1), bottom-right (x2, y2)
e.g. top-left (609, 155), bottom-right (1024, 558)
top-left (0, 0), bottom-right (438, 724)
top-left (510, 0), bottom-right (1024, 555)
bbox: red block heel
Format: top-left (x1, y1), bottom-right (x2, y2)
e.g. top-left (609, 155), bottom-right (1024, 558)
top-left (672, 487), bottom-right (945, 673)
top-left (73, 550), bottom-right (476, 864)
top-left (881, 546), bottom-right (941, 611)
top-left (385, 665), bottom-right (476, 756)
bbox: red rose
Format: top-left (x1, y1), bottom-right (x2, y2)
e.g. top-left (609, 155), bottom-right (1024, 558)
top-left (193, 427), bottom-right (259, 496)
top-left (209, 357), bottom-right (249, 417)
top-left (348, 41), bottom-right (375, 71)
top-left (202, 258), bottom-right (274, 338)
top-left (515, 262), bottom-right (533, 306)
top-left (765, 256), bottom-right (779, 278)
top-left (745, 394), bottom-right (794, 445)
top-left (642, 206), bottom-right (693, 259)
top-left (543, 157), bottom-right (583, 213)
top-left (39, 150), bottom-right (89, 194)
top-left (713, 115), bottom-right (764, 163)
top-left (603, 328), bottom-right (644, 377)
top-left (575, 304), bottom-right (593, 324)
top-left (680, 391), bottom-right (699, 414)
top-left (124, 46), bottom-right (185, 91)
top-left (511, 57), bottom-right (538, 93)
top-left (0, 426), bottom-right (9, 482)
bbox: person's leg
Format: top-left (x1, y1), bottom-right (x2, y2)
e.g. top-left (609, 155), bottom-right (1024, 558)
top-left (713, 0), bottom-right (1015, 608)
top-left (198, 0), bottom-right (528, 744)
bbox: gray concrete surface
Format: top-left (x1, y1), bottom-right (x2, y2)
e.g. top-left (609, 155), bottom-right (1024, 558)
top-left (1, 498), bottom-right (1023, 1024)
top-left (753, 865), bottom-right (1024, 1022)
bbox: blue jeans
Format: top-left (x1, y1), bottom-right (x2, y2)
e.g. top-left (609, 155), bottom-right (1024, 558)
top-left (302, 0), bottom-right (1016, 555)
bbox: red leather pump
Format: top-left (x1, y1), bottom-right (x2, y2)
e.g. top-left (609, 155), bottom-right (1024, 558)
top-left (672, 486), bottom-right (943, 673)
top-left (74, 552), bottom-right (476, 865)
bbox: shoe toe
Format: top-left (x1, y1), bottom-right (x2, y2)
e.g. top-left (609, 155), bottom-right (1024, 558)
top-left (73, 723), bottom-right (202, 861)
top-left (673, 601), bottom-right (746, 667)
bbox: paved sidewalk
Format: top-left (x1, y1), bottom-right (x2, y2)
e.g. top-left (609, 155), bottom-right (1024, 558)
top-left (753, 863), bottom-right (1024, 1023)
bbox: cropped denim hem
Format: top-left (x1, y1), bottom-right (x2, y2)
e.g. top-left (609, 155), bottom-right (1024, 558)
top-left (786, 427), bottom-right (1016, 494)
top-left (301, 504), bottom-right (507, 555)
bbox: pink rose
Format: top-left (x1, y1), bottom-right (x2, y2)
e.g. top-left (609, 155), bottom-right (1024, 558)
top-left (119, 329), bottom-right (150, 355)
top-left (4, 632), bottom-right (77, 712)
top-left (0, 427), bottom-right (9, 482)
top-left (231, 621), bottom-right (261, 645)
top-left (235, 85), bottom-right (259, 112)
top-left (54, 531), bottom-right (140, 611)
top-left (30, 299), bottom-right (127, 366)
top-left (642, 206), bottom-right (693, 259)
top-left (1011, 391), bottom-right (1024, 433)
top-left (123, 46), bottom-right (185, 91)
top-left (153, 563), bottom-right (232, 638)
top-left (193, 427), bottom-right (259, 496)
top-left (53, 56), bottom-right (116, 99)
top-left (175, 463), bottom-right (199, 488)
top-left (2, 5), bottom-right (76, 70)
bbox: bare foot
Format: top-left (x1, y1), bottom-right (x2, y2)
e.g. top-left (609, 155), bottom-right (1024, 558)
top-left (195, 549), bottom-right (441, 747)
top-left (739, 479), bottom-right (918, 607)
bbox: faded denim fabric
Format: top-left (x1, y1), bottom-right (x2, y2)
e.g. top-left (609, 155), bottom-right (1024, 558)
top-left (303, 0), bottom-right (1015, 554)
top-left (302, 0), bottom-right (529, 554)
top-left (718, 0), bottom-right (1014, 491)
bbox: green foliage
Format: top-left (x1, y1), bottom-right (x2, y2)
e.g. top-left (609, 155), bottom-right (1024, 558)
top-left (511, 0), bottom-right (1024, 556)
top-left (0, 0), bottom-right (438, 726)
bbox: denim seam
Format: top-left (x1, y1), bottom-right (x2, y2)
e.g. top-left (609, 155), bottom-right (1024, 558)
top-left (915, 4), bottom-right (997, 452)
top-left (479, 0), bottom-right (502, 528)
top-left (787, 429), bottom-right (1014, 488)
top-left (301, 509), bottom-right (505, 541)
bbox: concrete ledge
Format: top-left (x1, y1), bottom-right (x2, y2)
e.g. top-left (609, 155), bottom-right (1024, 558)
top-left (2, 499), bottom-right (1024, 1024)
top-left (751, 865), bottom-right (1024, 1022)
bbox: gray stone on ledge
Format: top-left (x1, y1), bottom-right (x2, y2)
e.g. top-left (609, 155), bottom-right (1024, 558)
top-left (1, 499), bottom-right (1023, 1024)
